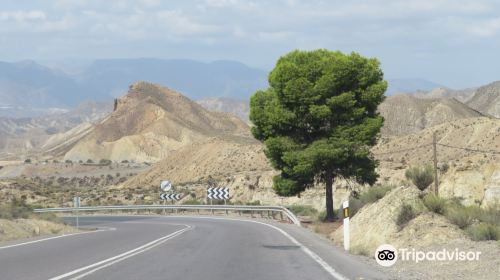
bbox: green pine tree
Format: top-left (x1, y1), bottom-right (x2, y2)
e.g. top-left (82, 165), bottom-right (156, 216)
top-left (250, 49), bottom-right (386, 221)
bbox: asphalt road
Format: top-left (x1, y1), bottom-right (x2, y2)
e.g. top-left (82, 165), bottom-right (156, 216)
top-left (0, 216), bottom-right (391, 280)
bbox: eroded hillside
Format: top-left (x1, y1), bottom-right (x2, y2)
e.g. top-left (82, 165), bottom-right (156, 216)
top-left (63, 82), bottom-right (250, 162)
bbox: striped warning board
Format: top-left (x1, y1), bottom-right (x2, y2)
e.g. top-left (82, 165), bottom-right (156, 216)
top-left (160, 193), bottom-right (181, 200)
top-left (207, 187), bottom-right (229, 200)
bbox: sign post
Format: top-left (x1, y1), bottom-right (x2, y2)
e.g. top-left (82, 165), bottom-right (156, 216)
top-left (73, 196), bottom-right (80, 230)
top-left (343, 200), bottom-right (350, 251)
top-left (159, 192), bottom-right (181, 215)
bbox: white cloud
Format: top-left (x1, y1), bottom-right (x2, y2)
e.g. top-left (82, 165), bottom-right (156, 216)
top-left (0, 10), bottom-right (46, 21)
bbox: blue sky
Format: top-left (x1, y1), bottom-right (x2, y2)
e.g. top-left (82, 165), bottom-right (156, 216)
top-left (1, 0), bottom-right (499, 88)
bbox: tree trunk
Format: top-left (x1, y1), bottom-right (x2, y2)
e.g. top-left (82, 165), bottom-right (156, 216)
top-left (325, 168), bottom-right (335, 221)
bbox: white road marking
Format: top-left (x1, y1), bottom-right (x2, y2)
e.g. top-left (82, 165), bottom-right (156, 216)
top-left (0, 227), bottom-right (116, 250)
top-left (48, 224), bottom-right (192, 280)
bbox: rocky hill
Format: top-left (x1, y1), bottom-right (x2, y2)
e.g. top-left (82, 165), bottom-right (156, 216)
top-left (378, 95), bottom-right (484, 136)
top-left (63, 82), bottom-right (250, 162)
top-left (467, 81), bottom-right (500, 118)
top-left (195, 93), bottom-right (486, 136)
top-left (373, 117), bottom-right (500, 206)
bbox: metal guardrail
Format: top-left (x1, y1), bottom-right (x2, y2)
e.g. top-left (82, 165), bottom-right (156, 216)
top-left (34, 204), bottom-right (302, 226)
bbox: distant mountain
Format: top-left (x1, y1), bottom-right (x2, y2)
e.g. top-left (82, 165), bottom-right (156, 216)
top-left (386, 78), bottom-right (444, 95)
top-left (466, 81), bottom-right (500, 118)
top-left (0, 59), bottom-right (268, 117)
top-left (78, 58), bottom-right (267, 100)
top-left (0, 60), bottom-right (109, 117)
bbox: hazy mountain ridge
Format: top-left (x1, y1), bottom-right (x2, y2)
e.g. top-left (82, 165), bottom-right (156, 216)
top-left (0, 59), bottom-right (268, 118)
top-left (0, 60), bottom-right (108, 117)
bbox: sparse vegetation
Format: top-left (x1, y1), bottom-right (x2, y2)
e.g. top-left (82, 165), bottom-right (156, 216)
top-left (467, 224), bottom-right (500, 241)
top-left (0, 198), bottom-right (32, 219)
top-left (99, 159), bottom-right (112, 165)
top-left (24, 158), bottom-right (32, 164)
top-left (396, 203), bottom-right (416, 228)
top-left (349, 184), bottom-right (394, 217)
top-left (405, 165), bottom-right (434, 191)
top-left (287, 205), bottom-right (318, 217)
top-left (445, 205), bottom-right (476, 229)
top-left (422, 193), bottom-right (446, 214)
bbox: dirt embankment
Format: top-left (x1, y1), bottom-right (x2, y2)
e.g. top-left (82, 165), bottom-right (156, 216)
top-left (0, 219), bottom-right (78, 243)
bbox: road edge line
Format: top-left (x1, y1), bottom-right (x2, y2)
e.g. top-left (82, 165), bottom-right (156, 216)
top-left (0, 227), bottom-right (116, 250)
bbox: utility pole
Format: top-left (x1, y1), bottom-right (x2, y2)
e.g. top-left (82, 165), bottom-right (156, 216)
top-left (433, 131), bottom-right (439, 196)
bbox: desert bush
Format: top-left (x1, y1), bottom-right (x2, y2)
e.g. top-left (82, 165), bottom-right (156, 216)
top-left (477, 206), bottom-right (500, 225)
top-left (405, 165), bottom-right (434, 191)
top-left (0, 198), bottom-right (32, 220)
top-left (24, 158), bottom-right (32, 164)
top-left (466, 224), bottom-right (500, 241)
top-left (287, 205), bottom-right (318, 217)
top-left (359, 185), bottom-right (394, 204)
top-left (445, 205), bottom-right (476, 229)
top-left (422, 193), bottom-right (447, 214)
top-left (99, 159), bottom-right (112, 165)
top-left (396, 203), bottom-right (416, 228)
top-left (348, 185), bottom-right (394, 217)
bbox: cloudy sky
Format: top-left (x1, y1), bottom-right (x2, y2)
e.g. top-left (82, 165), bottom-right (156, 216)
top-left (1, 0), bottom-right (499, 88)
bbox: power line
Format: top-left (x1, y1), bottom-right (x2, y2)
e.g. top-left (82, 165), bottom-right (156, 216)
top-left (437, 143), bottom-right (500, 155)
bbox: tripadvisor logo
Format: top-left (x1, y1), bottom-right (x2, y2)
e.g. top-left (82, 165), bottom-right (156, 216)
top-left (375, 244), bottom-right (482, 267)
top-left (375, 244), bottom-right (397, 267)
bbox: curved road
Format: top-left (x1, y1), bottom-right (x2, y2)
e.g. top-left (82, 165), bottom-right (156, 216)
top-left (0, 216), bottom-right (391, 280)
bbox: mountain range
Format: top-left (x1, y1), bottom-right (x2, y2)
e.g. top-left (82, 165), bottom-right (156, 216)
top-left (0, 59), bottom-right (268, 117)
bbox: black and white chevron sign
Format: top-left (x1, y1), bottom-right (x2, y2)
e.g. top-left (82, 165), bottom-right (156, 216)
top-left (160, 193), bottom-right (181, 200)
top-left (207, 187), bottom-right (229, 200)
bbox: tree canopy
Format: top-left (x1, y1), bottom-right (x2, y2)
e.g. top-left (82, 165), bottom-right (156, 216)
top-left (249, 49), bottom-right (386, 220)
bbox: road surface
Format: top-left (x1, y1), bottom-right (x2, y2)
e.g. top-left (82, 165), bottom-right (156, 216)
top-left (0, 216), bottom-right (391, 280)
